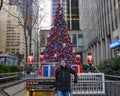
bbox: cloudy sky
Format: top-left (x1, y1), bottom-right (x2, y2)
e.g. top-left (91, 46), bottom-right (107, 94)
top-left (39, 0), bottom-right (52, 30)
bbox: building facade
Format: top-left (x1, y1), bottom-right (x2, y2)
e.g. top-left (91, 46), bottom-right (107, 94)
top-left (9, 0), bottom-right (34, 53)
top-left (52, 0), bottom-right (80, 30)
top-left (80, 0), bottom-right (120, 64)
top-left (0, 0), bottom-right (25, 55)
top-left (0, 0), bottom-right (8, 53)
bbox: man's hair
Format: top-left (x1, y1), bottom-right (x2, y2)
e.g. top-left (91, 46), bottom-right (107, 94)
top-left (60, 60), bottom-right (67, 63)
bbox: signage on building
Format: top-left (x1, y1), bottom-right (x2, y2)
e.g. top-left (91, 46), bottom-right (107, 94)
top-left (110, 39), bottom-right (120, 49)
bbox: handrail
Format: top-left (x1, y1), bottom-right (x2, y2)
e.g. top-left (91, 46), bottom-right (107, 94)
top-left (105, 74), bottom-right (120, 79)
top-left (93, 65), bottom-right (100, 73)
top-left (0, 79), bottom-right (26, 91)
top-left (0, 75), bottom-right (19, 80)
top-left (0, 79), bottom-right (26, 96)
top-left (11, 87), bottom-right (26, 96)
top-left (0, 90), bottom-right (9, 96)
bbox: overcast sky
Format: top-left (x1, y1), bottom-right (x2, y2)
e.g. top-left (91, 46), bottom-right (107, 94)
top-left (39, 0), bottom-right (52, 30)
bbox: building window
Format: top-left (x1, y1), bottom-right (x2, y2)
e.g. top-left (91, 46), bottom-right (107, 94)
top-left (114, 0), bottom-right (118, 29)
top-left (78, 46), bottom-right (83, 52)
top-left (119, 0), bottom-right (120, 21)
top-left (78, 34), bottom-right (83, 46)
top-left (40, 34), bottom-right (45, 47)
top-left (72, 34), bottom-right (77, 47)
top-left (66, 0), bottom-right (79, 30)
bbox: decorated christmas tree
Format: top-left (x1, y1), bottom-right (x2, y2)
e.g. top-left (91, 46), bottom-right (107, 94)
top-left (43, 2), bottom-right (75, 64)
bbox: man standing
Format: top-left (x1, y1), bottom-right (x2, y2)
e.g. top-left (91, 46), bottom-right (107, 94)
top-left (55, 60), bottom-right (78, 96)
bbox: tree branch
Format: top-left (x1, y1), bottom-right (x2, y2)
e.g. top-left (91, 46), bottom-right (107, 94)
top-left (0, 0), bottom-right (3, 11)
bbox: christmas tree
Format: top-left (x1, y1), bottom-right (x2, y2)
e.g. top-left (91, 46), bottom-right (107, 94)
top-left (43, 2), bottom-right (75, 64)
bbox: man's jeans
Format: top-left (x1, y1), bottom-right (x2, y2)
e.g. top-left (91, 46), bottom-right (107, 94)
top-left (57, 90), bottom-right (69, 96)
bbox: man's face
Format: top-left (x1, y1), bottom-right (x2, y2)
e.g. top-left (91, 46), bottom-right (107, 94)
top-left (61, 60), bottom-right (66, 67)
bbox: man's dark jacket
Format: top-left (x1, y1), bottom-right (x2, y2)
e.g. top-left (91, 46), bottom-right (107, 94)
top-left (55, 65), bottom-right (78, 92)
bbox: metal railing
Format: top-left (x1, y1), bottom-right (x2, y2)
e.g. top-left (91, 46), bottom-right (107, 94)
top-left (105, 74), bottom-right (120, 96)
top-left (70, 73), bottom-right (120, 96)
top-left (71, 73), bottom-right (105, 96)
top-left (0, 73), bottom-right (119, 96)
top-left (0, 75), bottom-right (20, 84)
top-left (0, 90), bottom-right (9, 96)
top-left (105, 81), bottom-right (120, 96)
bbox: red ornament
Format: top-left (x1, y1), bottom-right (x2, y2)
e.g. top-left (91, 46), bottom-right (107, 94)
top-left (68, 55), bottom-right (72, 58)
top-left (64, 50), bottom-right (67, 53)
top-left (57, 55), bottom-right (60, 58)
top-left (50, 32), bottom-right (54, 36)
top-left (57, 2), bottom-right (61, 7)
top-left (51, 50), bottom-right (55, 53)
top-left (62, 25), bottom-right (65, 28)
top-left (59, 41), bottom-right (62, 45)
top-left (56, 31), bottom-right (59, 35)
top-left (44, 55), bottom-right (48, 58)
top-left (64, 37), bottom-right (68, 41)
top-left (67, 61), bottom-right (72, 64)
top-left (52, 38), bottom-right (55, 42)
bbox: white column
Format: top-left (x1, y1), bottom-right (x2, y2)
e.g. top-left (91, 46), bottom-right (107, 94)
top-left (105, 37), bottom-right (108, 59)
top-left (111, 0), bottom-right (116, 29)
top-left (96, 42), bottom-right (99, 64)
top-left (93, 45), bottom-right (95, 65)
top-left (100, 40), bottom-right (103, 61)
top-left (70, 33), bottom-right (73, 43)
top-left (92, 46), bottom-right (95, 64)
top-left (76, 33), bottom-right (78, 51)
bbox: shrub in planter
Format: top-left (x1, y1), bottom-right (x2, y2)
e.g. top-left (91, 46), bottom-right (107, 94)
top-left (10, 65), bottom-right (19, 72)
top-left (97, 56), bottom-right (120, 75)
top-left (0, 64), bottom-right (11, 73)
top-left (0, 64), bottom-right (19, 73)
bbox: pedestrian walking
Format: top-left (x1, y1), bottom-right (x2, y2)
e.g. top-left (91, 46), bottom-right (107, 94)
top-left (55, 60), bottom-right (78, 96)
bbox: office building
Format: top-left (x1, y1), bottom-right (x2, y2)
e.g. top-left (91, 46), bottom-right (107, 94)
top-left (80, 0), bottom-right (120, 64)
top-left (52, 0), bottom-right (80, 30)
top-left (0, 0), bottom-right (25, 54)
top-left (9, 0), bottom-right (34, 52)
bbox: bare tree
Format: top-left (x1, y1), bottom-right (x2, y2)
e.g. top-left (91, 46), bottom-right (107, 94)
top-left (0, 0), bottom-right (3, 11)
top-left (3, 0), bottom-right (46, 63)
